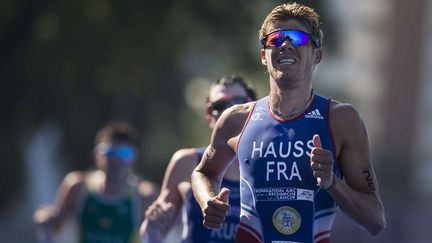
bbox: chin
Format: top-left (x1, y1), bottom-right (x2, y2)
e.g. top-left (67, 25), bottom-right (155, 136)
top-left (273, 71), bottom-right (293, 81)
top-left (276, 75), bottom-right (301, 89)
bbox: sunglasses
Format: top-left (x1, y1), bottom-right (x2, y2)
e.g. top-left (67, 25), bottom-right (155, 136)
top-left (209, 97), bottom-right (249, 116)
top-left (261, 29), bottom-right (320, 48)
top-left (97, 144), bottom-right (137, 163)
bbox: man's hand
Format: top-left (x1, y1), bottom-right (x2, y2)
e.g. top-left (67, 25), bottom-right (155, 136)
top-left (33, 205), bottom-right (57, 243)
top-left (33, 205), bottom-right (57, 225)
top-left (310, 134), bottom-right (335, 189)
top-left (202, 187), bottom-right (231, 229)
top-left (141, 201), bottom-right (176, 242)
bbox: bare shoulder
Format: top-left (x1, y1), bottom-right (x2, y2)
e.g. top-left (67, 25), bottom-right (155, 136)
top-left (52, 171), bottom-right (87, 212)
top-left (215, 102), bottom-right (255, 136)
top-left (330, 101), bottom-right (364, 134)
top-left (168, 148), bottom-right (200, 180)
top-left (330, 100), bottom-right (362, 123)
top-left (170, 148), bottom-right (200, 168)
top-left (138, 180), bottom-right (159, 198)
top-left (223, 102), bottom-right (255, 122)
top-left (62, 171), bottom-right (86, 193)
top-left (329, 100), bottom-right (367, 153)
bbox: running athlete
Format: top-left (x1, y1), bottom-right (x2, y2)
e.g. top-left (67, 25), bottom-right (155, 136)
top-left (191, 3), bottom-right (385, 243)
top-left (140, 75), bottom-right (257, 243)
top-left (33, 121), bottom-right (159, 243)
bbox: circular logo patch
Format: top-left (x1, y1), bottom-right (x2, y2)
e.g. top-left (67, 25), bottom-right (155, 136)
top-left (272, 206), bottom-right (301, 235)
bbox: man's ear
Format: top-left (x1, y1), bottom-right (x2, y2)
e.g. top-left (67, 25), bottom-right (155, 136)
top-left (206, 114), bottom-right (216, 128)
top-left (314, 48), bottom-right (323, 64)
top-left (205, 102), bottom-right (216, 128)
top-left (260, 49), bottom-right (267, 65)
top-left (94, 150), bottom-right (104, 167)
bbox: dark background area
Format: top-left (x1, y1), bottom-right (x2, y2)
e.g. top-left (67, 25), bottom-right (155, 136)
top-left (0, 0), bottom-right (331, 207)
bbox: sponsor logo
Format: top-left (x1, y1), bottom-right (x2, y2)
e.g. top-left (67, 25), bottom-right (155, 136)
top-left (305, 109), bottom-right (324, 119)
top-left (254, 187), bottom-right (314, 202)
top-left (272, 206), bottom-right (301, 235)
top-left (251, 106), bottom-right (265, 121)
top-left (297, 189), bottom-right (313, 201)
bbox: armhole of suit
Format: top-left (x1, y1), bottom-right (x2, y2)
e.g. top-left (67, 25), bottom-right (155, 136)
top-left (125, 175), bottom-right (143, 228)
top-left (194, 147), bottom-right (206, 165)
top-left (326, 98), bottom-right (343, 179)
top-left (73, 174), bottom-right (90, 226)
top-left (235, 101), bottom-right (257, 164)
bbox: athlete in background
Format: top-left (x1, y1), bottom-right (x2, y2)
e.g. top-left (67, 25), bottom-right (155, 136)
top-left (140, 74), bottom-right (257, 243)
top-left (34, 121), bottom-right (158, 243)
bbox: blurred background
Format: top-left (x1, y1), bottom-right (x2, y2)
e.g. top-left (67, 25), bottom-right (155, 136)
top-left (1, 0), bottom-right (431, 242)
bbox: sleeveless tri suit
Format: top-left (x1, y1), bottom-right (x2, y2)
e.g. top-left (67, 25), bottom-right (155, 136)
top-left (181, 147), bottom-right (241, 243)
top-left (77, 173), bottom-right (141, 243)
top-left (236, 94), bottom-right (341, 243)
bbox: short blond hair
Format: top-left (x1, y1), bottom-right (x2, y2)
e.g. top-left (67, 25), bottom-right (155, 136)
top-left (259, 2), bottom-right (323, 47)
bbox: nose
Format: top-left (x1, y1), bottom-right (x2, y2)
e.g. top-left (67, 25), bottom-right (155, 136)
top-left (280, 37), bottom-right (294, 50)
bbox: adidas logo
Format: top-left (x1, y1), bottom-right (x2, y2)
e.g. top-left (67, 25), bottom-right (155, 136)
top-left (305, 109), bottom-right (324, 119)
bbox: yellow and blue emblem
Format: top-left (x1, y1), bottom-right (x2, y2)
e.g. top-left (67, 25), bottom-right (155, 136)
top-left (272, 206), bottom-right (301, 235)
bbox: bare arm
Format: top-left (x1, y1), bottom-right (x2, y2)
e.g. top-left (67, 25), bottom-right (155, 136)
top-left (33, 171), bottom-right (85, 237)
top-left (138, 180), bottom-right (159, 214)
top-left (140, 149), bottom-right (197, 241)
top-left (328, 102), bottom-right (385, 235)
top-left (191, 103), bottom-right (252, 229)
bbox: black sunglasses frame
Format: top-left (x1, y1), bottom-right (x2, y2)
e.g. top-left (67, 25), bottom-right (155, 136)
top-left (209, 97), bottom-right (249, 115)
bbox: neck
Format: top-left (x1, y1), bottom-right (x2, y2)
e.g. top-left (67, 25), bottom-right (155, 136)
top-left (269, 84), bottom-right (314, 119)
top-left (98, 171), bottom-right (128, 196)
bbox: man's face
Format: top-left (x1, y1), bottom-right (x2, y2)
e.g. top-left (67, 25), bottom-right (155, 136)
top-left (206, 83), bottom-right (250, 128)
top-left (260, 19), bottom-right (322, 87)
top-left (95, 140), bottom-right (136, 179)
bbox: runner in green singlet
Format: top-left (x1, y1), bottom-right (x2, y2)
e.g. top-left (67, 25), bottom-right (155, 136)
top-left (34, 121), bottom-right (158, 243)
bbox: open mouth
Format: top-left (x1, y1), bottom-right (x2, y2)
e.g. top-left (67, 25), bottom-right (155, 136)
top-left (277, 56), bottom-right (297, 65)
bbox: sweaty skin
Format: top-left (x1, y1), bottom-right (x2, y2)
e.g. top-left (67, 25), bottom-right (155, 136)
top-left (192, 17), bottom-right (385, 237)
